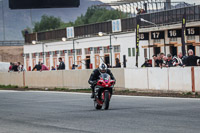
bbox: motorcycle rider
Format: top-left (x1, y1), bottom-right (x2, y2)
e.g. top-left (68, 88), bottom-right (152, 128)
top-left (88, 63), bottom-right (116, 98)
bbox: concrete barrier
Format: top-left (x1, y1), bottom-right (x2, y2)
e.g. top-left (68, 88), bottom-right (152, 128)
top-left (0, 72), bottom-right (23, 87)
top-left (25, 71), bottom-right (63, 88)
top-left (168, 67), bottom-right (192, 91)
top-left (148, 68), bottom-right (169, 91)
top-left (195, 67), bottom-right (200, 92)
top-left (0, 67), bottom-right (198, 92)
top-left (125, 68), bottom-right (148, 90)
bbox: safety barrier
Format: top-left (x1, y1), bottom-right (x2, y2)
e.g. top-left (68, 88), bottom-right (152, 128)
top-left (0, 67), bottom-right (199, 92)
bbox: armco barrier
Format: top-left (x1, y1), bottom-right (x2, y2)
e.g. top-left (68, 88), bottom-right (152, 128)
top-left (0, 67), bottom-right (199, 92)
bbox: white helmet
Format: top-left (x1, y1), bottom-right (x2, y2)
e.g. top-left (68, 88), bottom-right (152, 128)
top-left (99, 63), bottom-right (107, 73)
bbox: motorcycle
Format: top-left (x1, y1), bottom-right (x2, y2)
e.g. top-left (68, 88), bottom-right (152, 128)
top-left (94, 73), bottom-right (115, 110)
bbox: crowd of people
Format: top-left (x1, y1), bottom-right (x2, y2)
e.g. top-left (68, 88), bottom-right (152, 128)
top-left (141, 49), bottom-right (200, 68)
top-left (8, 62), bottom-right (25, 72)
top-left (32, 57), bottom-right (65, 71)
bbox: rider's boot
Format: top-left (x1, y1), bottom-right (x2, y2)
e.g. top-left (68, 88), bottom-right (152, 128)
top-left (91, 88), bottom-right (95, 98)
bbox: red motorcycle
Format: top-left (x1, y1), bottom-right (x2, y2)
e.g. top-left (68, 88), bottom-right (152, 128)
top-left (94, 73), bottom-right (115, 110)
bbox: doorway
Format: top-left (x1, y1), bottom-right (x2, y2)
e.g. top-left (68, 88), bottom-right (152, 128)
top-left (154, 47), bottom-right (161, 56)
top-left (86, 56), bottom-right (90, 69)
top-left (104, 54), bottom-right (110, 67)
top-left (170, 46), bottom-right (177, 56)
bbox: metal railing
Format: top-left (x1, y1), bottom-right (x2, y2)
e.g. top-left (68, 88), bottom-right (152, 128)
top-left (0, 40), bottom-right (24, 46)
top-left (25, 5), bottom-right (200, 44)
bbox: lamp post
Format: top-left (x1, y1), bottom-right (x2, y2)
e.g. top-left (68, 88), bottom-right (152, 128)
top-left (62, 37), bottom-right (77, 66)
top-left (98, 32), bottom-right (117, 68)
top-left (32, 40), bottom-right (45, 63)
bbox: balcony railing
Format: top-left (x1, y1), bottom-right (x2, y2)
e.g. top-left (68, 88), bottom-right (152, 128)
top-left (25, 5), bottom-right (200, 44)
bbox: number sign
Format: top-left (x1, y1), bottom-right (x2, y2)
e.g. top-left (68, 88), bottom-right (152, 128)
top-left (151, 31), bottom-right (164, 39)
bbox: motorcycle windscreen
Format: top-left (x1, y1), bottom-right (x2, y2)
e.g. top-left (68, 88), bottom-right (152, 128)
top-left (100, 73), bottom-right (110, 82)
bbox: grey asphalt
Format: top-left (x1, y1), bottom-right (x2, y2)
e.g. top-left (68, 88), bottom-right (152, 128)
top-left (0, 91), bottom-right (200, 133)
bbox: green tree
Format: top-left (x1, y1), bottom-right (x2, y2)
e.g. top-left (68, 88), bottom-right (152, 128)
top-left (33, 15), bottom-right (63, 32)
top-left (22, 6), bottom-right (127, 35)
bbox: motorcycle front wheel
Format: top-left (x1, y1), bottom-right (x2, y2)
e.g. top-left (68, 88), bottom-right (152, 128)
top-left (103, 91), bottom-right (110, 110)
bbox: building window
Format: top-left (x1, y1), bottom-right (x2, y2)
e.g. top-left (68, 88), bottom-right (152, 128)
top-left (153, 39), bottom-right (161, 43)
top-left (169, 37), bottom-right (177, 42)
top-left (76, 49), bottom-right (82, 55)
top-left (104, 47), bottom-right (110, 53)
top-left (94, 47), bottom-right (100, 54)
top-left (114, 45), bottom-right (120, 53)
top-left (187, 36), bottom-right (195, 40)
top-left (32, 53), bottom-right (36, 58)
top-left (26, 54), bottom-right (29, 58)
top-left (128, 48), bottom-right (131, 57)
top-left (60, 51), bottom-right (65, 56)
top-left (85, 48), bottom-right (91, 55)
top-left (132, 48), bottom-right (135, 56)
top-left (68, 50), bottom-right (73, 56)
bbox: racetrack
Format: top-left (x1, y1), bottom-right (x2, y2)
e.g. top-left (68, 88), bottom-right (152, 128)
top-left (0, 91), bottom-right (200, 133)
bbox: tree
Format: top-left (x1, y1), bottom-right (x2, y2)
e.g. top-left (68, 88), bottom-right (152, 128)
top-left (33, 15), bottom-right (63, 32)
top-left (74, 6), bottom-right (127, 26)
top-left (22, 6), bottom-right (127, 35)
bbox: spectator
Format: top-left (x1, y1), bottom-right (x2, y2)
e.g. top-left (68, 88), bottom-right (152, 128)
top-left (141, 58), bottom-right (152, 67)
top-left (17, 62), bottom-right (22, 71)
top-left (115, 58), bottom-right (121, 68)
top-left (12, 62), bottom-right (19, 72)
top-left (8, 62), bottom-right (13, 72)
top-left (51, 66), bottom-right (56, 70)
top-left (172, 52), bottom-right (185, 67)
top-left (40, 63), bottom-right (49, 71)
top-left (72, 64), bottom-right (76, 70)
top-left (155, 54), bottom-right (163, 67)
top-left (185, 49), bottom-right (200, 66)
top-left (162, 56), bottom-right (168, 67)
top-left (32, 62), bottom-right (41, 71)
top-left (21, 65), bottom-right (26, 71)
top-left (159, 53), bottom-right (165, 59)
top-left (57, 57), bottom-right (65, 70)
top-left (165, 54), bottom-right (174, 67)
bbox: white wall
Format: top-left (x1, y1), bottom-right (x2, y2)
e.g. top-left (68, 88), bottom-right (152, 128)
top-left (24, 33), bottom-right (148, 69)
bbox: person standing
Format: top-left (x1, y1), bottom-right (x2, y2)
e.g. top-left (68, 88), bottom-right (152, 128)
top-left (165, 54), bottom-right (174, 67)
top-left (173, 52), bottom-right (186, 67)
top-left (40, 63), bottom-right (49, 71)
top-left (57, 57), bottom-right (65, 70)
top-left (115, 58), bottom-right (121, 68)
top-left (32, 62), bottom-right (42, 71)
top-left (185, 49), bottom-right (200, 66)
